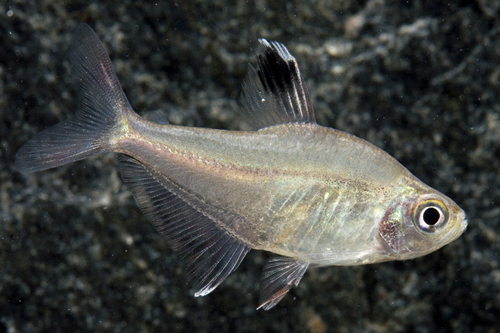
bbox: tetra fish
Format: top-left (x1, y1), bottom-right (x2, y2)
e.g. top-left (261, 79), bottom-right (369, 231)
top-left (16, 24), bottom-right (467, 310)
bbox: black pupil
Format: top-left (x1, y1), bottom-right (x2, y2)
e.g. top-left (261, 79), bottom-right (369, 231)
top-left (423, 207), bottom-right (441, 225)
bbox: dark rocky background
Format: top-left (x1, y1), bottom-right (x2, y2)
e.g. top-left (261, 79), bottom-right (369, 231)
top-left (2, 1), bottom-right (500, 332)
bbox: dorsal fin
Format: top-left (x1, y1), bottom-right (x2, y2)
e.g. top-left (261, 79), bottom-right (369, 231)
top-left (241, 39), bottom-right (316, 130)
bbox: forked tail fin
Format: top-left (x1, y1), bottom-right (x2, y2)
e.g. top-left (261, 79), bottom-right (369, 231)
top-left (16, 24), bottom-right (132, 173)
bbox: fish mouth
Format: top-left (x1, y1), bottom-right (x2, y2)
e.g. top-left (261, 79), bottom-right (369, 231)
top-left (445, 209), bottom-right (468, 244)
top-left (459, 214), bottom-right (468, 233)
top-left (456, 208), bottom-right (468, 232)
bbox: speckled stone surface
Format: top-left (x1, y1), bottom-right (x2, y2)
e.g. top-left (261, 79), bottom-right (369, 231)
top-left (1, 1), bottom-right (499, 332)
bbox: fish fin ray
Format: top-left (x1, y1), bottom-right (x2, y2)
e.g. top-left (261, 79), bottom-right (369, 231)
top-left (16, 23), bottom-right (132, 173)
top-left (241, 39), bottom-right (315, 130)
top-left (118, 155), bottom-right (251, 296)
top-left (257, 256), bottom-right (309, 310)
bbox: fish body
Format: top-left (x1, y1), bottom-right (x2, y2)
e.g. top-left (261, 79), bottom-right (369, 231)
top-left (16, 24), bottom-right (467, 310)
top-left (119, 119), bottom-right (453, 265)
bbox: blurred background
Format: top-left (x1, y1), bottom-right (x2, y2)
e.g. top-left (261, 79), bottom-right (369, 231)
top-left (1, 1), bottom-right (499, 332)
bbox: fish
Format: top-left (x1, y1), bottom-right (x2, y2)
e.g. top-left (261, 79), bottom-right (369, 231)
top-left (15, 23), bottom-right (468, 310)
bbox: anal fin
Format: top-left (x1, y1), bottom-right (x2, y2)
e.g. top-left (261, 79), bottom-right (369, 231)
top-left (257, 256), bottom-right (309, 310)
top-left (118, 155), bottom-right (251, 296)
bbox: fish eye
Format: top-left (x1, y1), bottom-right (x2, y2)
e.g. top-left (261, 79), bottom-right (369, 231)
top-left (413, 199), bottom-right (449, 233)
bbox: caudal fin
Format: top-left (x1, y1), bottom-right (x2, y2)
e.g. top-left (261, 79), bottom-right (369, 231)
top-left (16, 23), bottom-right (132, 173)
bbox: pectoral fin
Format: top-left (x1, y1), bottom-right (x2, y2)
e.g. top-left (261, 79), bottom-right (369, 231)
top-left (257, 256), bottom-right (309, 310)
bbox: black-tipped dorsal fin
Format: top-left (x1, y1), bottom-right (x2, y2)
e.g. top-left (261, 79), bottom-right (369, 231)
top-left (118, 155), bottom-right (251, 296)
top-left (257, 256), bottom-right (309, 310)
top-left (241, 39), bottom-right (315, 130)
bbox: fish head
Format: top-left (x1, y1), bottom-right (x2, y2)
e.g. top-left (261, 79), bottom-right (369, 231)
top-left (378, 190), bottom-right (467, 261)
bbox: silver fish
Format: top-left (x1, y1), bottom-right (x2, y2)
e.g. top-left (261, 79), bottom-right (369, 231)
top-left (16, 24), bottom-right (467, 310)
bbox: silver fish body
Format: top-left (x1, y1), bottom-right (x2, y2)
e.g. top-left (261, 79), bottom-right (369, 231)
top-left (16, 24), bottom-right (467, 310)
top-left (120, 119), bottom-right (463, 264)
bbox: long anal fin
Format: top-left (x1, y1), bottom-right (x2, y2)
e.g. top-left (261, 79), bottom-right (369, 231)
top-left (241, 39), bottom-right (315, 130)
top-left (257, 256), bottom-right (309, 310)
top-left (118, 155), bottom-right (251, 296)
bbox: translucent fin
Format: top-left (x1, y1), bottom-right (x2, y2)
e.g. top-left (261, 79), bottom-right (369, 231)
top-left (15, 23), bottom-right (132, 173)
top-left (257, 256), bottom-right (309, 310)
top-left (142, 110), bottom-right (170, 125)
top-left (118, 155), bottom-right (251, 296)
top-left (241, 39), bottom-right (315, 130)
